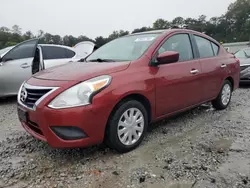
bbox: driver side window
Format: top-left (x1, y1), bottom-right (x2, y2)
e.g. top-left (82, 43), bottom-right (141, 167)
top-left (3, 40), bottom-right (37, 62)
top-left (157, 34), bottom-right (194, 62)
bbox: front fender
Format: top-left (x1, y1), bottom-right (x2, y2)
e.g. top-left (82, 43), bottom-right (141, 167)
top-left (109, 78), bottom-right (156, 119)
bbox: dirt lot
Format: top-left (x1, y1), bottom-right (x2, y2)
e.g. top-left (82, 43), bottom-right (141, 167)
top-left (0, 86), bottom-right (250, 188)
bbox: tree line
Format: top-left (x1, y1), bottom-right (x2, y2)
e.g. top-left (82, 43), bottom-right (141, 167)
top-left (0, 0), bottom-right (249, 50)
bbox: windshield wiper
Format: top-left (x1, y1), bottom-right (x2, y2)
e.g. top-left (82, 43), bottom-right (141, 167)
top-left (78, 58), bottom-right (86, 62)
top-left (87, 58), bottom-right (116, 62)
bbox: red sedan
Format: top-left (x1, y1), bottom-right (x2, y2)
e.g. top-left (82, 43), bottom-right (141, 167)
top-left (17, 29), bottom-right (240, 153)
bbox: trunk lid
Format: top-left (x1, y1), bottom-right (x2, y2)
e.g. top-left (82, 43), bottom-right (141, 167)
top-left (73, 41), bottom-right (96, 59)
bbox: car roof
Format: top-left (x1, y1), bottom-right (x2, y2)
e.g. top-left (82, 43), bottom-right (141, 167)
top-left (128, 29), bottom-right (212, 39)
top-left (38, 44), bottom-right (74, 51)
top-left (128, 29), bottom-right (170, 36)
top-left (127, 29), bottom-right (221, 48)
top-left (129, 29), bottom-right (204, 35)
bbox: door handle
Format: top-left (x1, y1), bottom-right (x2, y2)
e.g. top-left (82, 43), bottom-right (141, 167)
top-left (190, 69), bottom-right (199, 74)
top-left (20, 63), bottom-right (31, 68)
top-left (0, 62), bottom-right (3, 66)
top-left (221, 64), bottom-right (227, 68)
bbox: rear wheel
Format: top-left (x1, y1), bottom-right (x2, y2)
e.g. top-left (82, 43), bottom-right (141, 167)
top-left (105, 100), bottom-right (148, 153)
top-left (212, 80), bottom-right (232, 110)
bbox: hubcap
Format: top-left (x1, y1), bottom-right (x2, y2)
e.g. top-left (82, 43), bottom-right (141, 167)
top-left (117, 108), bottom-right (144, 146)
top-left (221, 84), bottom-right (231, 106)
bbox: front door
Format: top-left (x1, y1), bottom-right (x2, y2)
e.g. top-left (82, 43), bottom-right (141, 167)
top-left (0, 39), bottom-right (38, 96)
top-left (153, 33), bottom-right (203, 117)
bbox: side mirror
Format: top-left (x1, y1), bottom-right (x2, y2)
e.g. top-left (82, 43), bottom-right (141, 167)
top-left (156, 51), bottom-right (179, 65)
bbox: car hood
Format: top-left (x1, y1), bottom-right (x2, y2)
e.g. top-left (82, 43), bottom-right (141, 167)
top-left (33, 61), bottom-right (130, 81)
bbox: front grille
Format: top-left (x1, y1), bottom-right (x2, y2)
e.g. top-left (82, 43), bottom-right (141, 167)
top-left (24, 88), bottom-right (51, 108)
top-left (18, 83), bottom-right (56, 109)
top-left (240, 65), bottom-right (250, 72)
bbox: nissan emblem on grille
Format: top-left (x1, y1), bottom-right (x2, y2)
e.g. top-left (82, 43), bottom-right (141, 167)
top-left (20, 87), bottom-right (28, 102)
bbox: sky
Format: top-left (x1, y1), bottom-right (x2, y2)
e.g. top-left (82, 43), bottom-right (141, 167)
top-left (0, 0), bottom-right (235, 39)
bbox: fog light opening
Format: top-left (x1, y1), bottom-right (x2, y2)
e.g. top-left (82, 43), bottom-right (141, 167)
top-left (50, 126), bottom-right (87, 140)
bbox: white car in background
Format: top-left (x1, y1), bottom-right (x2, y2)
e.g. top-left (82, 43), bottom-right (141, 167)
top-left (0, 39), bottom-right (96, 97)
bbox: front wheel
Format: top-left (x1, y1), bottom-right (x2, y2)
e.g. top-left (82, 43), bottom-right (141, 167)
top-left (105, 100), bottom-right (148, 153)
top-left (212, 80), bottom-right (232, 110)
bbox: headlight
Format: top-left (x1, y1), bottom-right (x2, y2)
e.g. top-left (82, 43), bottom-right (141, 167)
top-left (48, 75), bottom-right (111, 109)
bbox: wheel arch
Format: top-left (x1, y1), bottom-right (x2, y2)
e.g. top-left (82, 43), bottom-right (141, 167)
top-left (107, 93), bottom-right (152, 124)
top-left (225, 76), bottom-right (234, 90)
top-left (104, 92), bottom-right (153, 147)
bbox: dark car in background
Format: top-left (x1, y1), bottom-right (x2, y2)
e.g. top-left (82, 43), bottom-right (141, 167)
top-left (234, 48), bottom-right (250, 83)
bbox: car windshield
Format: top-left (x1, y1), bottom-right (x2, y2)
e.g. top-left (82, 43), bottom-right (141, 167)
top-left (235, 48), bottom-right (250, 58)
top-left (0, 46), bottom-right (14, 56)
top-left (245, 49), bottom-right (250, 57)
top-left (86, 33), bottom-right (160, 62)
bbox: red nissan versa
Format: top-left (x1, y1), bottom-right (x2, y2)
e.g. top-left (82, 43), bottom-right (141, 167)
top-left (17, 29), bottom-right (240, 153)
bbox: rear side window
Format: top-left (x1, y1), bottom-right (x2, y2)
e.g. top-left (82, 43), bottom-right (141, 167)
top-left (211, 43), bottom-right (219, 55)
top-left (42, 46), bottom-right (68, 60)
top-left (65, 49), bottom-right (75, 58)
top-left (194, 35), bottom-right (214, 58)
top-left (158, 34), bottom-right (194, 62)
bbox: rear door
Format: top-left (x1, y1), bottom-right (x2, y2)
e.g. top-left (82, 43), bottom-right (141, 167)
top-left (192, 34), bottom-right (227, 101)
top-left (41, 45), bottom-right (75, 69)
top-left (0, 39), bottom-right (38, 96)
top-left (154, 33), bottom-right (203, 117)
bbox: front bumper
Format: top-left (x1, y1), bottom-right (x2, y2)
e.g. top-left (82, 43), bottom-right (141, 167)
top-left (18, 102), bottom-right (111, 148)
top-left (17, 76), bottom-right (114, 149)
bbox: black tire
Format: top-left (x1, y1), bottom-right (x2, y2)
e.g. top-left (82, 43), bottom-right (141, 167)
top-left (105, 100), bottom-right (148, 153)
top-left (212, 80), bottom-right (232, 110)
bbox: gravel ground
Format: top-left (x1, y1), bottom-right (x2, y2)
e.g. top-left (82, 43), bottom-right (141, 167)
top-left (1, 86), bottom-right (250, 188)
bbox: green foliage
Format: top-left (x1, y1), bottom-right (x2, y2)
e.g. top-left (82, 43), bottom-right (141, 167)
top-left (5, 41), bottom-right (17, 47)
top-left (132, 27), bottom-right (152, 34)
top-left (153, 19), bottom-right (171, 29)
top-left (0, 0), bottom-right (249, 49)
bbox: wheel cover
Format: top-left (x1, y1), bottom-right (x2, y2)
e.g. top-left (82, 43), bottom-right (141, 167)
top-left (117, 108), bottom-right (144, 146)
top-left (221, 84), bottom-right (231, 106)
